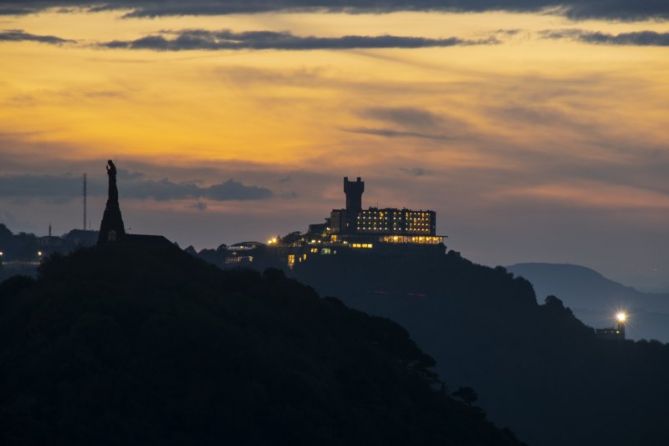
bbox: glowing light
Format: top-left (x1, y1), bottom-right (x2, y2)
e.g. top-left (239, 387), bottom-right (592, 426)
top-left (37, 251), bottom-right (43, 257)
top-left (616, 311), bottom-right (628, 323)
top-left (267, 237), bottom-right (278, 245)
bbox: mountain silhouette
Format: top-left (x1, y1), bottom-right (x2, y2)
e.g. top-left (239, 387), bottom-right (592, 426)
top-left (0, 242), bottom-right (523, 446)
top-left (508, 262), bottom-right (669, 342)
top-left (266, 250), bottom-right (669, 446)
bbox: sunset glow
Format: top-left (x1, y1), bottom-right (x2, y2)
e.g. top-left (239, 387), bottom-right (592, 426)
top-left (1, 6), bottom-right (668, 289)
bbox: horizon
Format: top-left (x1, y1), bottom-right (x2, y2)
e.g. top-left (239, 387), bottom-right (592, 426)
top-left (1, 3), bottom-right (668, 291)
top-left (2, 170), bottom-right (667, 294)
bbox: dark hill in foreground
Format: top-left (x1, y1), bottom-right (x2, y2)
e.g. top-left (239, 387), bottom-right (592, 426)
top-left (0, 242), bottom-right (522, 446)
top-left (283, 250), bottom-right (669, 446)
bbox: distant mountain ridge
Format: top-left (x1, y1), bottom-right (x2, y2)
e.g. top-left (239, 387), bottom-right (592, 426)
top-left (507, 262), bottom-right (669, 342)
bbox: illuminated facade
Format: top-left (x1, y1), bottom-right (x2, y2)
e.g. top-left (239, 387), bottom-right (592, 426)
top-left (228, 176), bottom-right (448, 271)
top-left (330, 176), bottom-right (440, 242)
top-left (333, 208), bottom-right (438, 235)
top-left (380, 235), bottom-right (442, 244)
top-left (351, 208), bottom-right (435, 235)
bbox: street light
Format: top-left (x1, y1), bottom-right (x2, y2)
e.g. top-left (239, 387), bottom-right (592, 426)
top-left (616, 311), bottom-right (628, 323)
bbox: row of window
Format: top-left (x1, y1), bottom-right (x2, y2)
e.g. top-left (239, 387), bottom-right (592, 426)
top-left (380, 235), bottom-right (444, 245)
top-left (351, 243), bottom-right (374, 249)
top-left (355, 225), bottom-right (433, 233)
top-left (358, 215), bottom-right (433, 220)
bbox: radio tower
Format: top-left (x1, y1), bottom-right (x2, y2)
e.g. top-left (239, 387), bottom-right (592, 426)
top-left (83, 173), bottom-right (87, 230)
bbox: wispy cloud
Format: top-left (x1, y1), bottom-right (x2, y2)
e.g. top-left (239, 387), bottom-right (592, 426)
top-left (400, 167), bottom-right (430, 177)
top-left (542, 29), bottom-right (669, 46)
top-left (360, 107), bottom-right (445, 130)
top-left (0, 29), bottom-right (74, 44)
top-left (0, 173), bottom-right (273, 202)
top-left (2, 0), bottom-right (669, 21)
top-left (342, 126), bottom-right (455, 141)
top-left (345, 106), bottom-right (469, 140)
top-left (101, 29), bottom-right (497, 51)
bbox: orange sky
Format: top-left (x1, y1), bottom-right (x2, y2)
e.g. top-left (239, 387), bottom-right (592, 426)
top-left (1, 9), bottom-right (668, 289)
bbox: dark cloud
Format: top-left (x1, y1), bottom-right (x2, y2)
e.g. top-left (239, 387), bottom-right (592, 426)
top-left (490, 105), bottom-right (572, 125)
top-left (0, 29), bottom-right (74, 44)
top-left (101, 29), bottom-right (495, 51)
top-left (1, 1), bottom-right (669, 21)
top-left (360, 107), bottom-right (443, 130)
top-left (205, 179), bottom-right (272, 200)
top-left (0, 174), bottom-right (273, 202)
top-left (542, 29), bottom-right (669, 46)
top-left (0, 175), bottom-right (83, 201)
top-left (400, 167), bottom-right (430, 176)
top-left (494, 29), bottom-right (523, 36)
top-left (485, 104), bottom-right (597, 135)
top-left (342, 126), bottom-right (454, 141)
top-left (349, 106), bottom-right (468, 140)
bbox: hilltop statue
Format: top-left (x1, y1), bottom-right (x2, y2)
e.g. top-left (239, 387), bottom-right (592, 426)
top-left (98, 160), bottom-right (126, 244)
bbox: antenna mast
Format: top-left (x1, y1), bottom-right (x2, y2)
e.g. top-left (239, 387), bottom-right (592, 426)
top-left (83, 173), bottom-right (87, 230)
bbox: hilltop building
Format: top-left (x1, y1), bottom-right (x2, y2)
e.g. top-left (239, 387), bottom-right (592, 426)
top-left (595, 311), bottom-right (628, 341)
top-left (329, 177), bottom-right (441, 245)
top-left (595, 327), bottom-right (625, 341)
top-left (224, 176), bottom-right (447, 269)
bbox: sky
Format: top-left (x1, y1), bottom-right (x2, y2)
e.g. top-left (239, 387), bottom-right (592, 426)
top-left (0, 1), bottom-right (668, 291)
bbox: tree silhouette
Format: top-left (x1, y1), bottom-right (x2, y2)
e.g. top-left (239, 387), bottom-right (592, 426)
top-left (453, 386), bottom-right (478, 406)
top-left (0, 243), bottom-right (523, 446)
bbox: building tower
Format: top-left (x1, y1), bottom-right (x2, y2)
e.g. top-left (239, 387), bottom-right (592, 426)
top-left (344, 176), bottom-right (364, 215)
top-left (98, 160), bottom-right (126, 244)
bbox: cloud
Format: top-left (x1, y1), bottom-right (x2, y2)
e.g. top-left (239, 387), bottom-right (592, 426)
top-left (342, 126), bottom-right (454, 141)
top-left (400, 167), bottom-right (430, 176)
top-left (205, 179), bottom-right (272, 200)
top-left (2, 1), bottom-right (669, 21)
top-left (347, 106), bottom-right (469, 140)
top-left (0, 29), bottom-right (74, 44)
top-left (485, 103), bottom-right (598, 135)
top-left (101, 29), bottom-right (496, 51)
top-left (0, 174), bottom-right (83, 200)
top-left (542, 29), bottom-right (669, 46)
top-left (0, 174), bottom-right (273, 202)
top-left (494, 181), bottom-right (669, 210)
top-left (360, 107), bottom-right (444, 130)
